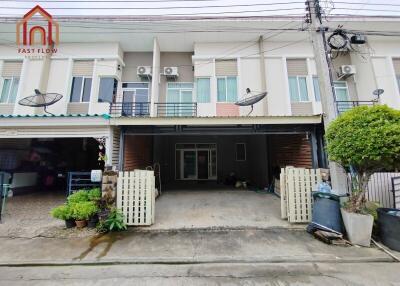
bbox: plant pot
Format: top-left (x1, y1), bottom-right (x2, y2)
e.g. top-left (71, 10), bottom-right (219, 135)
top-left (341, 208), bottom-right (373, 247)
top-left (75, 220), bottom-right (87, 228)
top-left (377, 208), bottom-right (400, 251)
top-left (65, 219), bottom-right (76, 228)
top-left (87, 214), bottom-right (99, 228)
top-left (98, 209), bottom-right (110, 221)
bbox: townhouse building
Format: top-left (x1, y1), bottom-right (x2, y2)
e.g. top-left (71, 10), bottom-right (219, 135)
top-left (0, 14), bottom-right (399, 192)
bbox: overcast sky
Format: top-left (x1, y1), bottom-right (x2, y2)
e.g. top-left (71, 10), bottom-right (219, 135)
top-left (1, 0), bottom-right (400, 17)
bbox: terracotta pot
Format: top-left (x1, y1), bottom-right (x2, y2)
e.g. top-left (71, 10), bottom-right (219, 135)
top-left (75, 220), bottom-right (87, 228)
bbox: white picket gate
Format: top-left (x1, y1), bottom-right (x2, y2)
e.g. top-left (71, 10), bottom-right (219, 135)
top-left (280, 167), bottom-right (322, 223)
top-left (116, 170), bottom-right (155, 226)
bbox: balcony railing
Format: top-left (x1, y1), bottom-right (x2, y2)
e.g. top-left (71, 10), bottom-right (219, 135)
top-left (336, 100), bottom-right (377, 114)
top-left (155, 102), bottom-right (197, 117)
top-left (109, 102), bottom-right (150, 117)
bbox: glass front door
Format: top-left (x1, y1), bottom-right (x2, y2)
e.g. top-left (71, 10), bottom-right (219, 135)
top-left (176, 144), bottom-right (217, 180)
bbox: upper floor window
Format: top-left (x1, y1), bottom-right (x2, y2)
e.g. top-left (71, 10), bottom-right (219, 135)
top-left (215, 59), bottom-right (238, 103)
top-left (397, 75), bottom-right (400, 92)
top-left (217, 76), bottom-right (237, 102)
top-left (287, 59), bottom-right (309, 102)
top-left (70, 76), bottom-right (92, 102)
top-left (196, 78), bottom-right (210, 103)
top-left (393, 58), bottom-right (400, 92)
top-left (334, 81), bottom-right (349, 101)
top-left (167, 82), bottom-right (194, 103)
top-left (312, 77), bottom-right (321, 102)
top-left (98, 77), bottom-right (118, 103)
top-left (0, 77), bottom-right (19, 104)
top-left (288, 76), bottom-right (308, 102)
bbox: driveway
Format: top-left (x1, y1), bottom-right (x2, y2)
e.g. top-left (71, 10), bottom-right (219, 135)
top-left (147, 189), bottom-right (292, 230)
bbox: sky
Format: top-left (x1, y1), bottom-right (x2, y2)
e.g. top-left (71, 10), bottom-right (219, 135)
top-left (1, 0), bottom-right (400, 17)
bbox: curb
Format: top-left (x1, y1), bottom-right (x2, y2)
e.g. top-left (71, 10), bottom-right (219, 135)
top-left (0, 256), bottom-right (395, 267)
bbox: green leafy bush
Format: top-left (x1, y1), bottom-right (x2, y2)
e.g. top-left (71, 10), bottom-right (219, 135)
top-left (51, 204), bottom-right (73, 220)
top-left (71, 201), bottom-right (98, 220)
top-left (87, 188), bottom-right (102, 201)
top-left (97, 208), bottom-right (127, 232)
top-left (67, 190), bottom-right (89, 204)
top-left (326, 105), bottom-right (400, 213)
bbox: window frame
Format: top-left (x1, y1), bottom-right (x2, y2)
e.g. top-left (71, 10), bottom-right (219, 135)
top-left (166, 82), bottom-right (194, 103)
top-left (195, 77), bottom-right (211, 103)
top-left (235, 143), bottom-right (246, 162)
top-left (288, 75), bottom-right (309, 102)
top-left (122, 82), bottom-right (150, 102)
top-left (312, 76), bottom-right (321, 102)
top-left (333, 81), bottom-right (349, 101)
top-left (0, 76), bottom-right (20, 104)
top-left (98, 76), bottom-right (118, 103)
top-left (69, 76), bottom-right (92, 103)
top-left (217, 76), bottom-right (238, 103)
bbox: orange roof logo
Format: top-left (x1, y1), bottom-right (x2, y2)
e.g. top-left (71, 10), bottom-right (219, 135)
top-left (16, 5), bottom-right (59, 46)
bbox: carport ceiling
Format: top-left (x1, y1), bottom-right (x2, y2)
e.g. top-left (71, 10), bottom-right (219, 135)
top-left (123, 124), bottom-right (319, 135)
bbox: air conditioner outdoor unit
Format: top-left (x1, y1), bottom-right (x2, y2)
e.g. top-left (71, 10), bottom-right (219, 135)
top-left (164, 67), bottom-right (179, 78)
top-left (137, 66), bottom-right (152, 78)
top-left (338, 65), bottom-right (356, 79)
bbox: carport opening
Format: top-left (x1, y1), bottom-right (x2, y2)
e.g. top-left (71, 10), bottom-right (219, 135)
top-left (122, 133), bottom-right (318, 192)
top-left (0, 137), bottom-right (99, 196)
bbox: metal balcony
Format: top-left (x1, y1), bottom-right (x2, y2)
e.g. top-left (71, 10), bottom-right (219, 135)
top-left (336, 100), bottom-right (377, 114)
top-left (155, 102), bottom-right (197, 117)
top-left (109, 102), bottom-right (150, 117)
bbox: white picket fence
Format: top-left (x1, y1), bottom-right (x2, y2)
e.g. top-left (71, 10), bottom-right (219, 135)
top-left (116, 170), bottom-right (156, 226)
top-left (280, 167), bottom-right (322, 223)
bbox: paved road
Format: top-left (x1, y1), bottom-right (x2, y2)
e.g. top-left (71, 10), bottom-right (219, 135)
top-left (1, 262), bottom-right (400, 285)
top-left (0, 228), bottom-right (391, 265)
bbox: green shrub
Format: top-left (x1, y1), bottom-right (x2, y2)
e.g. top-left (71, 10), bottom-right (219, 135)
top-left (67, 190), bottom-right (89, 204)
top-left (87, 188), bottom-right (102, 201)
top-left (51, 204), bottom-right (73, 221)
top-left (326, 105), bottom-right (400, 213)
top-left (71, 201), bottom-right (98, 220)
top-left (98, 208), bottom-right (127, 232)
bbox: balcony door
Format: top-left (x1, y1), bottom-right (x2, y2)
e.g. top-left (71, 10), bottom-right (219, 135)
top-left (122, 82), bottom-right (149, 116)
top-left (166, 82), bottom-right (194, 116)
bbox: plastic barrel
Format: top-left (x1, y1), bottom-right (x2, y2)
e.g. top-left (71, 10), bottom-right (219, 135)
top-left (311, 192), bottom-right (343, 234)
top-left (377, 208), bottom-right (400, 251)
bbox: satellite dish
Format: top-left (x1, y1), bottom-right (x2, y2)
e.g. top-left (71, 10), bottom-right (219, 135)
top-left (235, 88), bottom-right (267, 116)
top-left (18, 89), bottom-right (63, 115)
top-left (372, 89), bottom-right (384, 100)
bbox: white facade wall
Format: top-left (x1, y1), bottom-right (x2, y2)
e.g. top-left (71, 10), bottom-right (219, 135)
top-left (0, 33), bottom-right (399, 119)
top-left (0, 43), bottom-right (123, 116)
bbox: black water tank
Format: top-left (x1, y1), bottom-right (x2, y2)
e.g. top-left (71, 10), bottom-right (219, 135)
top-left (310, 192), bottom-right (343, 234)
top-left (377, 208), bottom-right (400, 251)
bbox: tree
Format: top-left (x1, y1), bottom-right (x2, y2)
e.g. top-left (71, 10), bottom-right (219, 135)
top-left (325, 105), bottom-right (400, 212)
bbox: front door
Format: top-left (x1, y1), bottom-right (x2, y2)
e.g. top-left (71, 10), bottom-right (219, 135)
top-left (197, 150), bottom-right (209, 179)
top-left (176, 144), bottom-right (217, 180)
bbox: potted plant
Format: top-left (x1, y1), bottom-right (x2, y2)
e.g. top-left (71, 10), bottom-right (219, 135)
top-left (50, 204), bottom-right (75, 228)
top-left (71, 201), bottom-right (98, 228)
top-left (326, 105), bottom-right (400, 246)
top-left (97, 207), bottom-right (127, 233)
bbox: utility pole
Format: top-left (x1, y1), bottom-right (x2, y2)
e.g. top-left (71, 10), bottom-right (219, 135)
top-left (307, 0), bottom-right (348, 194)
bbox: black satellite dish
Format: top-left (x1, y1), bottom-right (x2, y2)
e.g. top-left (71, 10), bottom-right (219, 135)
top-left (18, 89), bottom-right (63, 116)
top-left (235, 88), bottom-right (267, 116)
top-left (372, 89), bottom-right (384, 100)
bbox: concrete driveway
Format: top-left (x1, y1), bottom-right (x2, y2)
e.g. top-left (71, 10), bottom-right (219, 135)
top-left (147, 189), bottom-right (292, 230)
